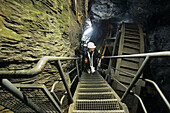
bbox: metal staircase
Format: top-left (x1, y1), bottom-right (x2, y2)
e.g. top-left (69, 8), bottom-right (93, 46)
top-left (69, 72), bottom-right (129, 113)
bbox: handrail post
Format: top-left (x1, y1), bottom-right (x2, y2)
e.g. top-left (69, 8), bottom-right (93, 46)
top-left (0, 79), bottom-right (44, 113)
top-left (144, 79), bottom-right (170, 110)
top-left (121, 56), bottom-right (150, 101)
top-left (56, 60), bottom-right (73, 104)
top-left (76, 60), bottom-right (80, 80)
top-left (134, 94), bottom-right (147, 113)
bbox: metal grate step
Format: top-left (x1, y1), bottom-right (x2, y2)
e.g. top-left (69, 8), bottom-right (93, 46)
top-left (79, 84), bottom-right (108, 88)
top-left (78, 87), bottom-right (111, 93)
top-left (80, 81), bottom-right (106, 84)
top-left (72, 110), bottom-right (125, 113)
top-left (75, 99), bottom-right (122, 110)
top-left (81, 77), bottom-right (102, 79)
top-left (77, 92), bottom-right (115, 99)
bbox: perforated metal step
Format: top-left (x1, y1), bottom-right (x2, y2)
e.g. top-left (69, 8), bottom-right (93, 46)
top-left (78, 87), bottom-right (111, 93)
top-left (75, 99), bottom-right (122, 110)
top-left (72, 110), bottom-right (125, 113)
top-left (0, 84), bottom-right (60, 113)
top-left (78, 92), bottom-right (115, 100)
top-left (79, 84), bottom-right (108, 88)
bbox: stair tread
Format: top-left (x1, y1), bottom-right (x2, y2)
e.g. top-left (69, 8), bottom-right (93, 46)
top-left (125, 36), bottom-right (140, 40)
top-left (78, 92), bottom-right (113, 95)
top-left (80, 82), bottom-right (106, 84)
top-left (120, 60), bottom-right (139, 70)
top-left (124, 43), bottom-right (140, 50)
top-left (125, 32), bottom-right (140, 36)
top-left (123, 47), bottom-right (139, 54)
top-left (124, 39), bottom-right (140, 43)
top-left (125, 28), bottom-right (139, 32)
top-left (117, 75), bottom-right (134, 84)
top-left (80, 83), bottom-right (107, 86)
top-left (76, 99), bottom-right (118, 102)
top-left (79, 87), bottom-right (110, 90)
top-left (80, 79), bottom-right (103, 81)
top-left (119, 67), bottom-right (137, 74)
top-left (122, 58), bottom-right (140, 63)
top-left (81, 77), bottom-right (102, 79)
top-left (75, 99), bottom-right (122, 110)
top-left (72, 110), bottom-right (125, 113)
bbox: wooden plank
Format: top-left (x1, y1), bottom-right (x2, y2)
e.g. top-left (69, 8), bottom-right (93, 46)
top-left (138, 24), bottom-right (145, 87)
top-left (123, 47), bottom-right (139, 54)
top-left (114, 83), bottom-right (136, 92)
top-left (119, 67), bottom-right (137, 74)
top-left (124, 44), bottom-right (140, 50)
top-left (118, 74), bottom-right (134, 84)
top-left (122, 58), bottom-right (140, 63)
top-left (118, 74), bottom-right (144, 86)
top-left (120, 60), bottom-right (139, 70)
top-left (125, 28), bottom-right (139, 32)
top-left (125, 33), bottom-right (140, 39)
top-left (114, 23), bottom-right (125, 89)
top-left (125, 35), bottom-right (139, 41)
top-left (138, 24), bottom-right (145, 54)
top-left (125, 31), bottom-right (140, 36)
top-left (124, 39), bottom-right (140, 44)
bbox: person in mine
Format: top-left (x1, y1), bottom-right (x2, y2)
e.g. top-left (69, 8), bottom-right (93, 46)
top-left (84, 42), bottom-right (104, 74)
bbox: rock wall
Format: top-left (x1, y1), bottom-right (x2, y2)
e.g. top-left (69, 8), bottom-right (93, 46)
top-left (0, 0), bottom-right (85, 90)
top-left (142, 1), bottom-right (170, 112)
top-left (144, 26), bottom-right (170, 113)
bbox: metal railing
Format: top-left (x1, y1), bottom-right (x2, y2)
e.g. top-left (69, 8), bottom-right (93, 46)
top-left (104, 51), bottom-right (170, 112)
top-left (0, 56), bottom-right (81, 113)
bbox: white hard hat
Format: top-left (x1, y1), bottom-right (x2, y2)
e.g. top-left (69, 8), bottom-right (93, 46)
top-left (88, 42), bottom-right (96, 48)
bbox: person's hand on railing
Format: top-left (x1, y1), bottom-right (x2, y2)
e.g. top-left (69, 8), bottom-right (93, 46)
top-left (101, 56), bottom-right (104, 59)
top-left (85, 58), bottom-right (88, 63)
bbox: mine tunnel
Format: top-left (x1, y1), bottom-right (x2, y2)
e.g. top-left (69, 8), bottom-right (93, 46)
top-left (0, 0), bottom-right (170, 113)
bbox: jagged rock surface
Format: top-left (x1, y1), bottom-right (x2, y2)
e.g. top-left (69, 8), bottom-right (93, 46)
top-left (0, 0), bottom-right (85, 92)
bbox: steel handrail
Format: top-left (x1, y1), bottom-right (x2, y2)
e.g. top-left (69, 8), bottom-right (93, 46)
top-left (112, 77), bottom-right (147, 113)
top-left (0, 56), bottom-right (80, 78)
top-left (121, 56), bottom-right (150, 101)
top-left (104, 51), bottom-right (170, 110)
top-left (144, 79), bottom-right (170, 109)
top-left (104, 51), bottom-right (170, 58)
